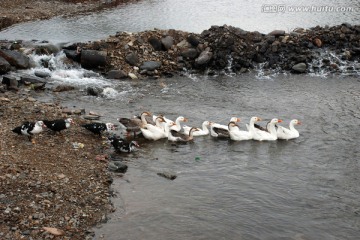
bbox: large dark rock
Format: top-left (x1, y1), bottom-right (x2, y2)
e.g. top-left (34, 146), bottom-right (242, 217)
top-left (125, 52), bottom-right (139, 66)
top-left (187, 34), bottom-right (200, 47)
top-left (0, 56), bottom-right (11, 74)
top-left (0, 49), bottom-right (30, 69)
top-left (140, 61), bottom-right (162, 71)
top-left (80, 50), bottom-right (107, 70)
top-left (148, 37), bottom-right (163, 51)
top-left (2, 75), bottom-right (19, 91)
top-left (106, 70), bottom-right (128, 79)
top-left (161, 36), bottom-right (174, 50)
top-left (181, 48), bottom-right (199, 59)
top-left (86, 87), bottom-right (103, 96)
top-left (63, 49), bottom-right (81, 62)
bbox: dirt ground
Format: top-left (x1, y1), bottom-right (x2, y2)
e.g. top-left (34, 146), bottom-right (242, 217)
top-left (0, 0), bottom-right (136, 30)
top-left (0, 88), bottom-right (118, 239)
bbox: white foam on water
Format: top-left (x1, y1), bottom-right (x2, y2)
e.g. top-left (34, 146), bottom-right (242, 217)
top-left (26, 51), bottom-right (113, 88)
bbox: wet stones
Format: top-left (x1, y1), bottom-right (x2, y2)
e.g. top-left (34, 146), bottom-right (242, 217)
top-left (80, 50), bottom-right (107, 70)
top-left (0, 56), bottom-right (11, 74)
top-left (106, 69), bottom-right (128, 79)
top-left (292, 62), bottom-right (307, 73)
top-left (0, 49), bottom-right (30, 69)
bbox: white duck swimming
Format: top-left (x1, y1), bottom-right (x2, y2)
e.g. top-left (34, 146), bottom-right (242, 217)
top-left (277, 119), bottom-right (301, 140)
top-left (140, 117), bottom-right (168, 141)
top-left (210, 117), bottom-right (240, 138)
top-left (249, 117), bottom-right (281, 141)
top-left (169, 116), bottom-right (188, 132)
top-left (228, 121), bottom-right (253, 141)
top-left (183, 121), bottom-right (212, 136)
top-left (168, 127), bottom-right (199, 142)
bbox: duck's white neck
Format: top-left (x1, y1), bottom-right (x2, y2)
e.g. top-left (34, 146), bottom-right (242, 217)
top-left (201, 122), bottom-right (210, 133)
top-left (289, 122), bottom-right (299, 133)
top-left (140, 113), bottom-right (148, 125)
top-left (267, 123), bottom-right (277, 137)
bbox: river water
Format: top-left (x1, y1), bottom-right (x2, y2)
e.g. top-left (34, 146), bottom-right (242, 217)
top-left (0, 0), bottom-right (359, 43)
top-left (1, 0), bottom-right (360, 239)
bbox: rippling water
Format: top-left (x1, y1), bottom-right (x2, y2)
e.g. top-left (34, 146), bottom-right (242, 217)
top-left (33, 72), bottom-right (360, 240)
top-left (0, 0), bottom-right (359, 43)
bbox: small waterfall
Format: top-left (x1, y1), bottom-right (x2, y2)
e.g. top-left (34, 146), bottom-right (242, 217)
top-left (23, 51), bottom-right (116, 88)
top-left (308, 50), bottom-right (360, 77)
top-left (223, 55), bottom-right (236, 77)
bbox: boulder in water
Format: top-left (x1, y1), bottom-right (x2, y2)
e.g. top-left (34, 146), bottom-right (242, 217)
top-left (19, 74), bottom-right (46, 85)
top-left (80, 50), bottom-right (108, 70)
top-left (0, 49), bottom-right (30, 69)
top-left (181, 48), bottom-right (199, 59)
top-left (0, 56), bottom-right (11, 74)
top-left (34, 70), bottom-right (51, 78)
top-left (195, 48), bottom-right (213, 67)
top-left (106, 70), bottom-right (128, 80)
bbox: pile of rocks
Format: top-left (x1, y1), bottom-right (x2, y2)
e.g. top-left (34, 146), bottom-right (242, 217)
top-left (1, 23), bottom-right (359, 81)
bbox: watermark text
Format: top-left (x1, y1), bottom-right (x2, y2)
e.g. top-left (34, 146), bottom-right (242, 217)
top-left (261, 4), bottom-right (359, 13)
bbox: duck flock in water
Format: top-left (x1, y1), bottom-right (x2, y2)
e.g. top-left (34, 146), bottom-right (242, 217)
top-left (11, 111), bottom-right (301, 153)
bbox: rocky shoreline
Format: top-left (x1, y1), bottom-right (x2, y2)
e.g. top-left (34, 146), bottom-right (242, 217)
top-left (1, 23), bottom-right (359, 80)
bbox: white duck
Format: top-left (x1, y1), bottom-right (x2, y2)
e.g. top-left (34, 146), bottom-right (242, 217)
top-left (168, 127), bottom-right (199, 142)
top-left (169, 116), bottom-right (188, 132)
top-left (140, 117), bottom-right (168, 141)
top-left (249, 117), bottom-right (281, 141)
top-left (276, 119), bottom-right (301, 140)
top-left (183, 121), bottom-right (212, 136)
top-left (210, 117), bottom-right (240, 138)
top-left (228, 121), bottom-right (253, 141)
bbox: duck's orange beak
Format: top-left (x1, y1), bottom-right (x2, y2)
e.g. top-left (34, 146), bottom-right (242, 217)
top-left (278, 119), bottom-right (283, 123)
top-left (236, 118), bottom-right (241, 122)
top-left (257, 117), bottom-right (262, 121)
top-left (183, 118), bottom-right (188, 122)
top-left (297, 121), bottom-right (302, 125)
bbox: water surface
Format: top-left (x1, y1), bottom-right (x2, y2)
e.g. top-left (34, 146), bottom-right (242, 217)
top-left (0, 0), bottom-right (359, 43)
top-left (38, 73), bottom-right (360, 240)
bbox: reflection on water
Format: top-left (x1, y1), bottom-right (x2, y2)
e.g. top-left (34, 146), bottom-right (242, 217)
top-left (0, 0), bottom-right (359, 43)
top-left (43, 73), bottom-right (360, 240)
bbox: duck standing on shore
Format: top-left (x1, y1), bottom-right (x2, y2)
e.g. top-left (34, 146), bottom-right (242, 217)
top-left (43, 118), bottom-right (74, 134)
top-left (12, 121), bottom-right (46, 143)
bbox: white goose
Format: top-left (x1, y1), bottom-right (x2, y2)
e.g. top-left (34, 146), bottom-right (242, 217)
top-left (228, 121), bottom-right (253, 141)
top-left (277, 119), bottom-right (301, 140)
top-left (169, 116), bottom-right (188, 132)
top-left (183, 121), bottom-right (212, 136)
top-left (249, 117), bottom-right (281, 141)
top-left (210, 117), bottom-right (240, 138)
top-left (140, 117), bottom-right (168, 141)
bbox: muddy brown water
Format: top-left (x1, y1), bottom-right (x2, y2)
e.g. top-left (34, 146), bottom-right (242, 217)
top-left (35, 73), bottom-right (360, 240)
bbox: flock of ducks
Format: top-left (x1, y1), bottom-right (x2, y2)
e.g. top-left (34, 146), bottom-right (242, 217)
top-left (11, 112), bottom-right (301, 153)
top-left (118, 112), bottom-right (302, 142)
